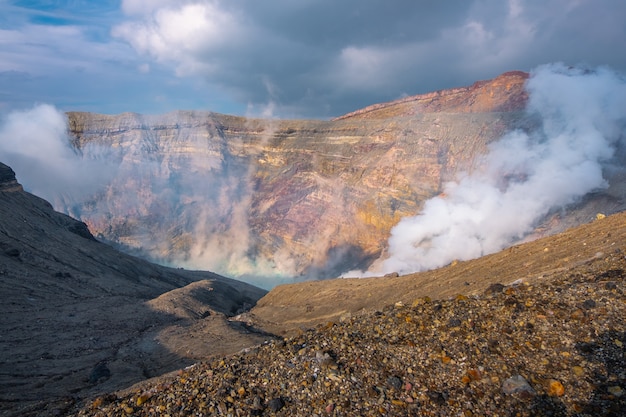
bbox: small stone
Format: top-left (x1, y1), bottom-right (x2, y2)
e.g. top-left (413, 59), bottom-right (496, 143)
top-left (89, 362), bottom-right (111, 384)
top-left (608, 386), bottom-right (624, 397)
top-left (5, 248), bottom-right (20, 257)
top-left (325, 403), bottom-right (335, 413)
top-left (387, 376), bottom-right (402, 390)
top-left (136, 393), bottom-right (150, 406)
top-left (572, 366), bottom-right (585, 377)
top-left (614, 339), bottom-right (623, 348)
top-left (426, 391), bottom-right (446, 405)
top-left (571, 309), bottom-right (585, 320)
top-left (502, 375), bottom-right (535, 395)
top-left (316, 350), bottom-right (338, 369)
top-left (582, 299), bottom-right (596, 309)
top-left (484, 283), bottom-right (505, 296)
top-left (467, 369), bottom-right (482, 381)
top-left (268, 397), bottom-right (285, 412)
top-left (448, 318), bottom-right (462, 328)
top-left (547, 380), bottom-right (565, 397)
top-left (252, 396), bottom-right (263, 410)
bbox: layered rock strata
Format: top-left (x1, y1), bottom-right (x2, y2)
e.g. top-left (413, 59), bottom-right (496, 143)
top-left (65, 73), bottom-right (536, 282)
top-left (64, 71), bottom-right (625, 283)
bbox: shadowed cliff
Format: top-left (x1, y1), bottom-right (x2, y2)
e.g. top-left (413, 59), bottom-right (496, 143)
top-left (0, 162), bottom-right (268, 416)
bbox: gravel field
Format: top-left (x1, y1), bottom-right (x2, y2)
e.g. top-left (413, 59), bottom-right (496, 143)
top-left (70, 249), bottom-right (626, 416)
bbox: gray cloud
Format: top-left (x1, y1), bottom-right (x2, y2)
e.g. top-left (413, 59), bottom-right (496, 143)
top-left (1, 0), bottom-right (625, 117)
top-left (112, 0), bottom-right (626, 117)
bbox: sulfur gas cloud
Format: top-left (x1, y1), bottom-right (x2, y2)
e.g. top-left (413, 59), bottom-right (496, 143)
top-left (354, 63), bottom-right (626, 277)
top-left (0, 104), bottom-right (115, 207)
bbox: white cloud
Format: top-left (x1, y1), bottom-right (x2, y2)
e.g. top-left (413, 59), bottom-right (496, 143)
top-left (0, 22), bottom-right (133, 76)
top-left (115, 0), bottom-right (622, 117)
top-left (333, 46), bottom-right (393, 90)
top-left (441, 0), bottom-right (537, 74)
top-left (0, 104), bottom-right (116, 206)
top-left (113, 1), bottom-right (243, 77)
top-left (365, 64), bottom-right (626, 276)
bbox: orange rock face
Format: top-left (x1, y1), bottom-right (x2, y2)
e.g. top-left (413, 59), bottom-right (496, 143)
top-left (334, 71), bottom-right (529, 120)
top-left (63, 71), bottom-right (623, 283)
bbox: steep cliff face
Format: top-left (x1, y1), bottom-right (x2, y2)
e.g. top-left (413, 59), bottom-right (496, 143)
top-left (0, 162), bottom-right (23, 192)
top-left (63, 71), bottom-right (625, 285)
top-left (66, 116), bottom-right (524, 280)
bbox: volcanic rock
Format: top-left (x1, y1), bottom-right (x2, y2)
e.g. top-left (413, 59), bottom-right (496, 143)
top-left (61, 71), bottom-right (626, 283)
top-left (0, 162), bottom-right (23, 192)
top-left (0, 167), bottom-right (267, 416)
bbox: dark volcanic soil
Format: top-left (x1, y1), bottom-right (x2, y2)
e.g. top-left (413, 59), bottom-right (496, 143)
top-left (0, 163), bottom-right (268, 417)
top-left (70, 213), bottom-right (626, 416)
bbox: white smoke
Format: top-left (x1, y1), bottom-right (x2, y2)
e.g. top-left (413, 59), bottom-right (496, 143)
top-left (0, 104), bottom-right (115, 207)
top-left (359, 63), bottom-right (626, 277)
top-left (177, 100), bottom-right (284, 286)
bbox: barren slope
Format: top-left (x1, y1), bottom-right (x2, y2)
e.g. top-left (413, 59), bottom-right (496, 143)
top-left (248, 211), bottom-right (626, 337)
top-left (0, 163), bottom-right (268, 416)
top-left (71, 211), bottom-right (626, 417)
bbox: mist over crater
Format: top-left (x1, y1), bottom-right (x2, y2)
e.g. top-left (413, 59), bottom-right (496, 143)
top-left (2, 65), bottom-right (625, 288)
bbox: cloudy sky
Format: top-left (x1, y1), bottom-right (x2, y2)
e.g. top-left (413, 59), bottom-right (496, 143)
top-left (1, 0), bottom-right (625, 119)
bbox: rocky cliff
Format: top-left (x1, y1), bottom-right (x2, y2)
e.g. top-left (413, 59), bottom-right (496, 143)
top-left (0, 162), bottom-right (23, 192)
top-left (63, 71), bottom-right (626, 286)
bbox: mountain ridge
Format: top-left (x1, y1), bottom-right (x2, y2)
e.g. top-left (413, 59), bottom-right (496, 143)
top-left (61, 69), bottom-right (626, 285)
top-left (333, 70), bottom-right (529, 120)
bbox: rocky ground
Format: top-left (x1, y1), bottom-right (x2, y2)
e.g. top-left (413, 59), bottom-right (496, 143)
top-left (3, 157), bottom-right (626, 416)
top-left (66, 217), bottom-right (626, 416)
